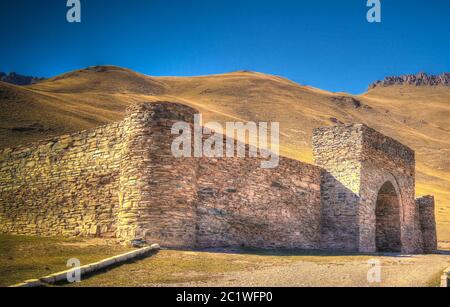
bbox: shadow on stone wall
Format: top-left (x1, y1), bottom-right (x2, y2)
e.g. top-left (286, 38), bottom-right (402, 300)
top-left (320, 171), bottom-right (361, 252)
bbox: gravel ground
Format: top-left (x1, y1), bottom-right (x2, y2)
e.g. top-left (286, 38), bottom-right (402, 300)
top-left (147, 252), bottom-right (450, 287)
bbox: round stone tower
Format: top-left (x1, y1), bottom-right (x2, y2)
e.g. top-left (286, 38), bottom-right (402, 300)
top-left (117, 102), bottom-right (199, 247)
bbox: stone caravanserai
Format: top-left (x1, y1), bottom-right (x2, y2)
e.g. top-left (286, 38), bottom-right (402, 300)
top-left (0, 102), bottom-right (438, 254)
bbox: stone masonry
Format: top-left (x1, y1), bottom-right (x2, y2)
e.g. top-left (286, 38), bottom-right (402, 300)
top-left (416, 196), bottom-right (438, 253)
top-left (313, 124), bottom-right (427, 253)
top-left (0, 102), bottom-right (438, 253)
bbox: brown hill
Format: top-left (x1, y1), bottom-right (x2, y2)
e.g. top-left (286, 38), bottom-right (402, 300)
top-left (1, 65), bottom-right (449, 241)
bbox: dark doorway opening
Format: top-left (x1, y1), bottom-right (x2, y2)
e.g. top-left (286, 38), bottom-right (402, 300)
top-left (375, 181), bottom-right (402, 252)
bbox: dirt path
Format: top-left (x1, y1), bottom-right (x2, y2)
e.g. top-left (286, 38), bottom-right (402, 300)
top-left (148, 253), bottom-right (450, 287)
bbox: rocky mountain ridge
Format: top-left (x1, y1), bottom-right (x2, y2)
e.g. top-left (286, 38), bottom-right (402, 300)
top-left (0, 72), bottom-right (45, 86)
top-left (369, 72), bottom-right (450, 89)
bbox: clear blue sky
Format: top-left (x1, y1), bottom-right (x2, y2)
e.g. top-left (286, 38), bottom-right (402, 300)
top-left (0, 0), bottom-right (449, 94)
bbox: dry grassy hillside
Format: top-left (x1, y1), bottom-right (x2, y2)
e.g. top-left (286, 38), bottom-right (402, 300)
top-left (0, 65), bottom-right (449, 241)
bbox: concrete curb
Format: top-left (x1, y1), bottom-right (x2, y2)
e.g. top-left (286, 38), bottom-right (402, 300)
top-left (9, 243), bottom-right (160, 287)
top-left (440, 266), bottom-right (450, 287)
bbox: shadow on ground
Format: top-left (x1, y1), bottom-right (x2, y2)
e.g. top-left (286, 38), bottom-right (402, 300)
top-left (174, 246), bottom-right (423, 258)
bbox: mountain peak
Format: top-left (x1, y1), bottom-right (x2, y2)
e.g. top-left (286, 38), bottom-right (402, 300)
top-left (369, 72), bottom-right (450, 90)
top-left (0, 71), bottom-right (46, 86)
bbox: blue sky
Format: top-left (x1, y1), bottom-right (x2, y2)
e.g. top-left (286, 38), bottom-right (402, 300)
top-left (0, 0), bottom-right (449, 94)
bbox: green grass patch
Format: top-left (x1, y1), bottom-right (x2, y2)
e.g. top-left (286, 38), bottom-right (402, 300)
top-left (0, 235), bottom-right (132, 287)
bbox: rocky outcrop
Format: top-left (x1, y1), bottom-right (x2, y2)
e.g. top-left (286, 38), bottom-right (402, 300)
top-left (369, 72), bottom-right (450, 89)
top-left (330, 96), bottom-right (373, 110)
top-left (0, 72), bottom-right (45, 86)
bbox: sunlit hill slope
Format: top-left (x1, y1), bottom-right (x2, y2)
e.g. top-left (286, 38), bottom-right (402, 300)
top-left (0, 66), bottom-right (449, 241)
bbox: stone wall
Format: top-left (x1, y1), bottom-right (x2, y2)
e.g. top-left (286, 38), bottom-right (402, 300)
top-left (416, 196), bottom-right (438, 253)
top-left (0, 102), bottom-right (323, 249)
top-left (359, 125), bottom-right (422, 254)
top-left (0, 122), bottom-right (124, 237)
top-left (195, 154), bottom-right (322, 249)
top-left (117, 103), bottom-right (199, 247)
top-left (0, 102), bottom-right (437, 253)
top-left (312, 125), bottom-right (363, 251)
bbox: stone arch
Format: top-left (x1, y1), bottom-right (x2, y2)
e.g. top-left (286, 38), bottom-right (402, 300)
top-left (360, 171), bottom-right (406, 253)
top-left (313, 124), bottom-right (424, 254)
top-left (374, 172), bottom-right (404, 222)
top-left (375, 180), bottom-right (402, 252)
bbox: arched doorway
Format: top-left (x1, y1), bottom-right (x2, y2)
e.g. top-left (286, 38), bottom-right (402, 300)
top-left (375, 181), bottom-right (402, 252)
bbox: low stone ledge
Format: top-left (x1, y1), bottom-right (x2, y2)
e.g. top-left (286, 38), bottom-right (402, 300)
top-left (9, 244), bottom-right (160, 287)
top-left (441, 267), bottom-right (450, 287)
top-left (9, 279), bottom-right (43, 288)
